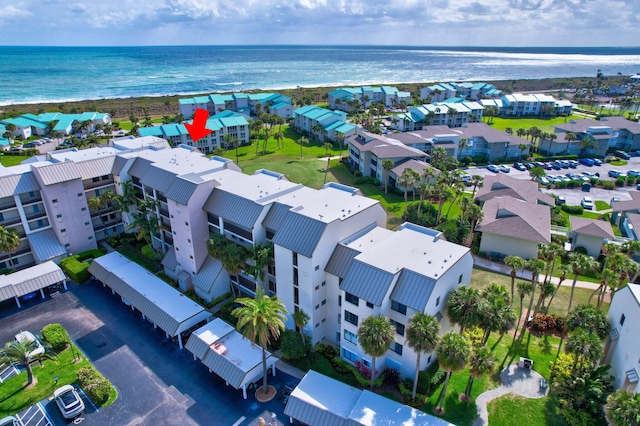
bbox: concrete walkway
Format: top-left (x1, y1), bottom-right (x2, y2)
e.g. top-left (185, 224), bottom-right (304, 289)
top-left (473, 364), bottom-right (548, 426)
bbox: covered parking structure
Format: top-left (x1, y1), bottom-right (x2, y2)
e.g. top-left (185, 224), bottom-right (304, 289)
top-left (284, 370), bottom-right (454, 426)
top-left (88, 252), bottom-right (211, 348)
top-left (0, 261), bottom-right (66, 308)
top-left (185, 318), bottom-right (278, 399)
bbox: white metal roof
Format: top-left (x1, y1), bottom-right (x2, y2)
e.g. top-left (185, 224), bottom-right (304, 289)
top-left (88, 252), bottom-right (210, 336)
top-left (0, 261), bottom-right (65, 301)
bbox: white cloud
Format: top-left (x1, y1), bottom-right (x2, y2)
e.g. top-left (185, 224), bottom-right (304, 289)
top-left (0, 0), bottom-right (638, 45)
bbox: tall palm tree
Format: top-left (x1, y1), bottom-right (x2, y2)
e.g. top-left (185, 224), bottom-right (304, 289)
top-left (432, 183), bottom-right (452, 225)
top-left (446, 286), bottom-right (484, 335)
top-left (565, 328), bottom-right (604, 373)
top-left (1, 339), bottom-right (53, 387)
top-left (519, 258), bottom-right (545, 339)
top-left (479, 284), bottom-right (516, 345)
top-left (470, 175), bottom-right (483, 198)
top-left (567, 253), bottom-right (598, 313)
top-left (605, 389), bottom-right (640, 426)
top-left (435, 332), bottom-right (470, 413)
top-left (406, 313), bottom-right (440, 399)
top-left (513, 281), bottom-right (532, 338)
top-left (232, 288), bottom-right (287, 395)
top-left (532, 281), bottom-right (556, 318)
top-left (357, 315), bottom-right (395, 389)
top-left (292, 309), bottom-right (309, 346)
top-left (381, 159), bottom-right (394, 194)
top-left (0, 226), bottom-right (22, 271)
top-left (298, 136), bottom-right (309, 159)
top-left (504, 255), bottom-right (525, 305)
top-left (464, 346), bottom-right (495, 399)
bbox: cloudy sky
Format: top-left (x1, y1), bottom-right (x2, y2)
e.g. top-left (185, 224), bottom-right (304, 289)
top-left (1, 0), bottom-right (637, 46)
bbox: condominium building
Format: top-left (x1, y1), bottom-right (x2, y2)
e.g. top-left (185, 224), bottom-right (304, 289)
top-left (293, 105), bottom-right (357, 142)
top-left (420, 82), bottom-right (501, 102)
top-left (392, 101), bottom-right (484, 131)
top-left (178, 92), bottom-right (293, 119)
top-left (1, 112), bottom-right (112, 138)
top-left (328, 86), bottom-right (411, 111)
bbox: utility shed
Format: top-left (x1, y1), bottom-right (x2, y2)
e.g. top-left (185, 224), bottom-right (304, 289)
top-left (88, 252), bottom-right (211, 348)
top-left (0, 261), bottom-right (67, 308)
top-left (184, 318), bottom-right (277, 399)
top-left (285, 370), bottom-right (455, 426)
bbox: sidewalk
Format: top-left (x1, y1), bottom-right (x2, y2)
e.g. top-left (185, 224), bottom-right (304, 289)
top-left (473, 255), bottom-right (601, 291)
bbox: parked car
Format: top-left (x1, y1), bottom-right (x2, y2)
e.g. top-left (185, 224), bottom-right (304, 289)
top-left (627, 170), bottom-right (640, 177)
top-left (556, 196), bottom-right (566, 205)
top-left (524, 162), bottom-right (534, 170)
top-left (487, 165), bottom-right (500, 173)
top-left (537, 176), bottom-right (550, 185)
top-left (580, 158), bottom-right (594, 166)
top-left (551, 162), bottom-right (562, 170)
top-left (498, 165), bottom-right (510, 173)
top-left (614, 150), bottom-right (631, 160)
top-left (593, 158), bottom-right (603, 166)
top-left (14, 331), bottom-right (45, 361)
top-left (582, 171), bottom-right (596, 178)
top-left (568, 160), bottom-right (578, 168)
top-left (0, 416), bottom-right (22, 426)
top-left (581, 196), bottom-right (594, 210)
top-left (513, 162), bottom-right (526, 171)
top-left (560, 160), bottom-right (570, 168)
top-left (609, 170), bottom-right (622, 178)
top-left (54, 385), bottom-right (85, 419)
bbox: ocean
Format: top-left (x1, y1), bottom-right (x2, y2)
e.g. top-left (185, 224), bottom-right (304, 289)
top-left (1, 45), bottom-right (640, 106)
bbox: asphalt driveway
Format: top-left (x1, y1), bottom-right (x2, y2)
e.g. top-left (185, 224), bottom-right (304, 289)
top-left (0, 284), bottom-right (299, 425)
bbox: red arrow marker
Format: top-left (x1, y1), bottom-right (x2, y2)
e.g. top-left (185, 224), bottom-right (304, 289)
top-left (184, 108), bottom-right (213, 142)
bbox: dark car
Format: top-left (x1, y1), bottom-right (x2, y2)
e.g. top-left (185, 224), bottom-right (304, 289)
top-left (513, 162), bottom-right (526, 171)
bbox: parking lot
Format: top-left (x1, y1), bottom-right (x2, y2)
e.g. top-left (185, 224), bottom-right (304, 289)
top-left (0, 284), bottom-right (300, 425)
top-left (467, 156), bottom-right (640, 208)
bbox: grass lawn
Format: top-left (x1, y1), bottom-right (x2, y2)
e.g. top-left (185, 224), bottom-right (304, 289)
top-left (559, 209), bottom-right (603, 221)
top-left (0, 344), bottom-right (117, 417)
top-left (117, 245), bottom-right (159, 272)
top-left (488, 394), bottom-right (567, 426)
top-left (594, 200), bottom-right (611, 211)
top-left (548, 256), bottom-right (601, 284)
top-left (0, 155), bottom-right (30, 167)
top-left (609, 160), bottom-right (627, 166)
top-left (489, 115), bottom-right (581, 133)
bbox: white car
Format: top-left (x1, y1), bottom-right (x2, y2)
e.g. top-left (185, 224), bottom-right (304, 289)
top-left (14, 331), bottom-right (45, 360)
top-left (581, 197), bottom-right (594, 210)
top-left (54, 385), bottom-right (85, 419)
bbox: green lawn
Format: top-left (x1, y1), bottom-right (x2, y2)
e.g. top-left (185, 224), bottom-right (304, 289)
top-left (0, 345), bottom-right (117, 417)
top-left (594, 201), bottom-right (610, 211)
top-left (489, 115), bottom-right (581, 133)
top-left (0, 155), bottom-right (30, 167)
top-left (488, 394), bottom-right (567, 426)
top-left (609, 160), bottom-right (627, 166)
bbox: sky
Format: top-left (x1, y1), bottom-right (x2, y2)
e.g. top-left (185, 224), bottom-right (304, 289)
top-left (0, 0), bottom-right (638, 46)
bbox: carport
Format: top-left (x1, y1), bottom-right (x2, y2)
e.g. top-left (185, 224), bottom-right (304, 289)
top-left (88, 252), bottom-right (211, 348)
top-left (0, 261), bottom-right (66, 308)
top-left (185, 318), bottom-right (277, 399)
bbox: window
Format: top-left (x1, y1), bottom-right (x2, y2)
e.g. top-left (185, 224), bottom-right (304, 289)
top-left (88, 236), bottom-right (93, 240)
top-left (294, 287), bottom-right (299, 305)
top-left (390, 319), bottom-right (405, 336)
top-left (344, 311), bottom-right (358, 326)
top-left (366, 302), bottom-right (374, 309)
top-left (321, 299), bottom-right (326, 306)
top-left (436, 296), bottom-right (441, 307)
top-left (343, 348), bottom-right (357, 363)
top-left (81, 207), bottom-right (87, 211)
top-left (322, 318), bottom-right (326, 323)
top-left (56, 214), bottom-right (62, 219)
top-left (84, 221), bottom-right (89, 226)
top-left (52, 199), bottom-right (58, 203)
top-left (60, 228), bottom-right (66, 233)
top-left (187, 239), bottom-right (191, 243)
top-left (77, 193), bottom-right (82, 197)
top-left (315, 304), bottom-right (319, 310)
top-left (362, 359), bottom-right (370, 367)
top-left (315, 265), bottom-right (319, 271)
top-left (391, 301), bottom-right (407, 315)
top-left (185, 222), bottom-right (189, 226)
top-left (620, 313), bottom-right (626, 326)
top-left (458, 274), bottom-right (463, 284)
top-left (344, 330), bottom-right (358, 344)
top-left (322, 281), bottom-right (326, 287)
top-left (345, 292), bottom-right (359, 306)
top-left (391, 342), bottom-right (403, 355)
top-left (315, 285), bottom-right (320, 291)
top-left (315, 323), bottom-right (319, 328)
top-left (338, 314), bottom-right (341, 324)
top-left (338, 295), bottom-right (342, 306)
top-left (292, 252), bottom-right (298, 266)
top-left (268, 280), bottom-right (277, 293)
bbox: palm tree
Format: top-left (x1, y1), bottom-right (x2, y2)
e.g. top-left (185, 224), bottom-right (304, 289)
top-left (232, 288), bottom-right (287, 395)
top-left (292, 309), bottom-right (309, 346)
top-left (406, 313), bottom-right (440, 399)
top-left (513, 281), bottom-right (532, 338)
top-left (519, 258), bottom-right (545, 339)
top-left (567, 253), bottom-right (598, 313)
top-left (334, 131), bottom-right (345, 159)
top-left (464, 346), bottom-right (495, 400)
top-left (565, 328), bottom-right (604, 373)
top-left (504, 255), bottom-right (525, 305)
top-left (470, 175), bottom-right (483, 198)
top-left (298, 136), bottom-right (309, 159)
top-left (533, 281), bottom-right (556, 318)
top-left (432, 183), bottom-right (452, 225)
top-left (1, 339), bottom-right (53, 387)
top-left (606, 389), bottom-right (640, 426)
top-left (479, 285), bottom-right (516, 345)
top-left (381, 159), bottom-right (394, 194)
top-left (397, 168), bottom-right (418, 216)
top-left (435, 332), bottom-right (470, 413)
top-left (0, 226), bottom-right (22, 271)
top-left (446, 286), bottom-right (484, 335)
top-left (357, 314), bottom-right (395, 389)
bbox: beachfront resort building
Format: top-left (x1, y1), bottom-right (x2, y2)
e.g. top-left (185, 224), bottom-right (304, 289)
top-left (420, 82), bottom-right (502, 102)
top-left (0, 112), bottom-right (112, 138)
top-left (604, 283), bottom-right (640, 393)
top-left (328, 86), bottom-right (411, 111)
top-left (293, 105), bottom-right (357, 142)
top-left (391, 101), bottom-right (484, 131)
top-left (138, 111), bottom-right (250, 154)
top-left (0, 138), bottom-right (474, 381)
top-left (479, 93), bottom-right (574, 117)
top-left (178, 92), bottom-right (293, 119)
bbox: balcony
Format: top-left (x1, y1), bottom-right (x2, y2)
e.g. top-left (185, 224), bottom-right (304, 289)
top-left (159, 208), bottom-right (170, 218)
top-left (25, 210), bottom-right (47, 221)
top-left (0, 215), bottom-right (22, 227)
top-left (0, 200), bottom-right (17, 211)
top-left (19, 194), bottom-right (42, 205)
top-left (83, 177), bottom-right (115, 190)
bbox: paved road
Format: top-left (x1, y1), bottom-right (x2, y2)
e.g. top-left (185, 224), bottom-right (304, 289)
top-left (0, 284), bottom-right (300, 426)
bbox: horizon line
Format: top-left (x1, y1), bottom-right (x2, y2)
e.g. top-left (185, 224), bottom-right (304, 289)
top-left (1, 44), bottom-right (640, 49)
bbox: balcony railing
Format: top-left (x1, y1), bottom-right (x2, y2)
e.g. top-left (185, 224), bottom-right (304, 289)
top-left (0, 216), bottom-right (22, 226)
top-left (83, 178), bottom-right (115, 190)
top-left (25, 211), bottom-right (47, 221)
top-left (19, 195), bottom-right (42, 205)
top-left (0, 200), bottom-right (17, 211)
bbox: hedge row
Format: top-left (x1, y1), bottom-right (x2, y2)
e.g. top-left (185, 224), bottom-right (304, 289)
top-left (60, 248), bottom-right (106, 283)
top-left (41, 323), bottom-right (71, 352)
top-left (77, 366), bottom-right (112, 405)
top-left (314, 344), bottom-right (385, 387)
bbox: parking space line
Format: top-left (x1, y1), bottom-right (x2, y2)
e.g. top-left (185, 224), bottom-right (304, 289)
top-left (232, 416), bottom-right (246, 426)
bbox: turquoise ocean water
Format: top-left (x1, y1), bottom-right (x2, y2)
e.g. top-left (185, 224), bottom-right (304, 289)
top-left (1, 45), bottom-right (639, 105)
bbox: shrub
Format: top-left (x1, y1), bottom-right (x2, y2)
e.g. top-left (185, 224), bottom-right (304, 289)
top-left (561, 205), bottom-right (584, 215)
top-left (574, 246), bottom-right (588, 255)
top-left (529, 313), bottom-right (566, 335)
top-left (601, 180), bottom-right (615, 190)
top-left (141, 244), bottom-right (158, 259)
top-left (41, 323), bottom-right (70, 352)
top-left (77, 366), bottom-right (112, 405)
top-left (60, 256), bottom-right (91, 283)
top-left (76, 249), bottom-right (105, 262)
top-left (331, 356), bottom-right (352, 374)
top-left (383, 367), bottom-right (400, 386)
top-left (279, 330), bottom-right (309, 360)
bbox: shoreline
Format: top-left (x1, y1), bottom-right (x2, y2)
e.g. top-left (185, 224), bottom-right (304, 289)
top-left (0, 75), bottom-right (628, 120)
